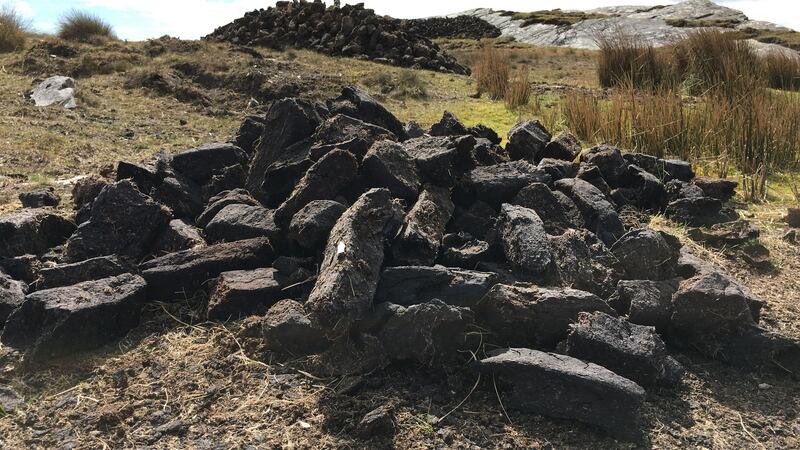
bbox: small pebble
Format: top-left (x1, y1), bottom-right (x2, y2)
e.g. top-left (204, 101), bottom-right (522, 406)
top-left (758, 383), bottom-right (772, 390)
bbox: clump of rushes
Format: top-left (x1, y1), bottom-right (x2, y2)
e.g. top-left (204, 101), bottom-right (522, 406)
top-left (58, 9), bottom-right (116, 43)
top-left (0, 4), bottom-right (29, 53)
top-left (473, 44), bottom-right (510, 100)
top-left (504, 69), bottom-right (531, 109)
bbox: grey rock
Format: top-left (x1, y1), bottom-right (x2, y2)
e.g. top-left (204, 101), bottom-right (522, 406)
top-left (31, 76), bottom-right (76, 108)
top-left (505, 120), bottom-right (551, 162)
top-left (541, 131), bottom-right (581, 162)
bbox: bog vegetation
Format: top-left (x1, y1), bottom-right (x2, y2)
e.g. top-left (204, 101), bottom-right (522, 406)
top-left (0, 4), bottom-right (28, 53)
top-left (58, 9), bottom-right (116, 43)
top-left (472, 29), bottom-right (800, 201)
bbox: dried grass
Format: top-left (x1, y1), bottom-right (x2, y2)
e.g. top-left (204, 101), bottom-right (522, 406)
top-left (472, 45), bottom-right (510, 100)
top-left (0, 4), bottom-right (28, 53)
top-left (58, 9), bottom-right (116, 43)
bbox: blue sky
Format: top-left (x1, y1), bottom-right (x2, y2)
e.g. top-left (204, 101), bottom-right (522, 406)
top-left (6, 0), bottom-right (799, 41)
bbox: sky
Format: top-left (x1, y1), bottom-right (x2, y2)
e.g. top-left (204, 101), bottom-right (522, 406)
top-left (5, 0), bottom-right (799, 41)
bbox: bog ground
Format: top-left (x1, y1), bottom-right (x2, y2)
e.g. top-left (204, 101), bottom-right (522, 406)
top-left (1, 5), bottom-right (800, 449)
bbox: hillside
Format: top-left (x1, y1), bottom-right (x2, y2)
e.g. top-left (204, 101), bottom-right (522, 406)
top-left (456, 0), bottom-right (800, 54)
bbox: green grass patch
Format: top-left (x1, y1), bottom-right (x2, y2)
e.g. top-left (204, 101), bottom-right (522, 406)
top-left (501, 9), bottom-right (610, 27)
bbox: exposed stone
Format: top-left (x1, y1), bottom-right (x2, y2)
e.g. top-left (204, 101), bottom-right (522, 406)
top-left (31, 76), bottom-right (76, 108)
top-left (309, 114), bottom-right (397, 160)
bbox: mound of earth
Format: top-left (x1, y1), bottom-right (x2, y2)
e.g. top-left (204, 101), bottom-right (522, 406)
top-left (204, 1), bottom-right (469, 74)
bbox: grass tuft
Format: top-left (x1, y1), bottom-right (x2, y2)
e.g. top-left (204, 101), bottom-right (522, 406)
top-left (504, 69), bottom-right (531, 109)
top-left (0, 4), bottom-right (28, 53)
top-left (472, 45), bottom-right (510, 100)
top-left (58, 9), bottom-right (116, 43)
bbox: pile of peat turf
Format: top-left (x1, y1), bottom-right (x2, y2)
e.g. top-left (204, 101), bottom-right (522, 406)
top-left (2, 86), bottom-right (799, 442)
top-left (204, 1), bottom-right (470, 75)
